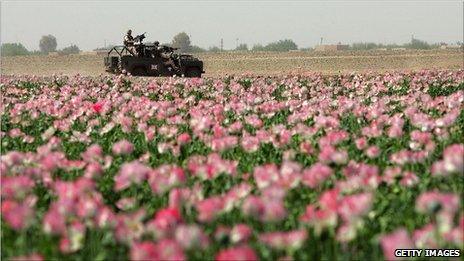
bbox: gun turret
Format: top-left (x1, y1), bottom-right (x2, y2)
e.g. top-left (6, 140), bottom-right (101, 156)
top-left (134, 32), bottom-right (147, 43)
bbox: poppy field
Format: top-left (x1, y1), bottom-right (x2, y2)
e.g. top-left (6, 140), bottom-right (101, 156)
top-left (2, 49), bottom-right (462, 77)
top-left (1, 70), bottom-right (463, 260)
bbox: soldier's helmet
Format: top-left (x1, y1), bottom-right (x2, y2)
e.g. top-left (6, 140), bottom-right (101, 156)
top-left (127, 29), bottom-right (132, 35)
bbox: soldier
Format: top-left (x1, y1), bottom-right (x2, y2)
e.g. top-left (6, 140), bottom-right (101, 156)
top-left (153, 41), bottom-right (180, 73)
top-left (123, 30), bottom-right (137, 55)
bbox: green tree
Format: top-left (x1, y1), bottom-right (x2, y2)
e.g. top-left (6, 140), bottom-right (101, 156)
top-left (265, 39), bottom-right (298, 51)
top-left (406, 38), bottom-right (430, 50)
top-left (1, 43), bottom-right (30, 56)
top-left (172, 32), bottom-right (191, 53)
top-left (59, 44), bottom-right (80, 55)
top-left (190, 45), bottom-right (206, 53)
top-left (208, 46), bottom-right (221, 52)
top-left (251, 44), bottom-right (265, 51)
top-left (235, 43), bottom-right (248, 51)
top-left (252, 40), bottom-right (298, 52)
top-left (39, 35), bottom-right (57, 54)
top-left (351, 42), bottom-right (382, 50)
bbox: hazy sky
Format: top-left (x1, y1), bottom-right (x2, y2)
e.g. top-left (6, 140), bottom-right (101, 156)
top-left (1, 0), bottom-right (463, 51)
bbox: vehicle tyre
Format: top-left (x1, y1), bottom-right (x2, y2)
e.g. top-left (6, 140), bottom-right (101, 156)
top-left (186, 67), bottom-right (202, 78)
top-left (132, 67), bottom-right (147, 76)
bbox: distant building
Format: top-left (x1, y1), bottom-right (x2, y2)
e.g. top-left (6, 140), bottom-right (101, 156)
top-left (439, 44), bottom-right (462, 50)
top-left (314, 43), bottom-right (349, 51)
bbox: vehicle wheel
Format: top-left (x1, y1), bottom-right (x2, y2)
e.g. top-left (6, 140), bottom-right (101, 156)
top-left (132, 67), bottom-right (147, 76)
top-left (186, 67), bottom-right (202, 78)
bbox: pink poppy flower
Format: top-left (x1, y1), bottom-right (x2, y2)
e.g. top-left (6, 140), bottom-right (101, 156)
top-left (175, 224), bottom-right (209, 249)
top-left (95, 206), bottom-right (117, 229)
top-left (148, 165), bottom-right (186, 194)
top-left (228, 121), bottom-right (243, 133)
top-left (112, 139), bottom-right (134, 155)
top-left (40, 152), bottom-right (63, 171)
top-left (177, 133), bottom-right (191, 145)
top-left (262, 198), bottom-right (287, 222)
top-left (196, 196), bottom-right (224, 222)
top-left (241, 135), bottom-right (260, 153)
top-left (1, 151), bottom-right (25, 166)
top-left (355, 137), bottom-right (368, 150)
top-left (253, 164), bottom-right (280, 189)
top-left (130, 241), bottom-right (158, 260)
top-left (83, 162), bottom-right (103, 179)
top-left (416, 191), bottom-right (459, 214)
top-left (299, 140), bottom-right (314, 154)
top-left (319, 146), bottom-right (347, 165)
top-left (410, 130), bottom-right (432, 144)
top-left (259, 230), bottom-right (307, 250)
top-left (337, 193), bottom-right (373, 222)
top-left (245, 114), bottom-right (263, 128)
top-left (336, 223), bottom-right (358, 242)
top-left (380, 229), bottom-right (414, 260)
top-left (443, 144), bottom-right (464, 174)
top-left (1, 176), bottom-right (35, 200)
top-left (216, 245), bottom-right (258, 261)
top-left (319, 130), bottom-right (349, 147)
top-left (114, 161), bottom-right (151, 191)
top-left (9, 128), bottom-right (24, 138)
top-left (242, 196), bottom-right (266, 218)
top-left (365, 145), bottom-right (380, 158)
top-left (92, 102), bottom-right (103, 114)
top-left (388, 125), bottom-right (403, 138)
top-left (43, 206), bottom-right (66, 234)
top-left (300, 205), bottom-right (338, 232)
top-left (400, 171), bottom-right (419, 187)
top-left (230, 224), bottom-right (253, 244)
top-left (223, 183), bottom-right (252, 212)
top-left (81, 144), bottom-right (103, 163)
top-left (59, 235), bottom-right (72, 254)
top-left (1, 199), bottom-right (34, 230)
top-left (155, 239), bottom-right (186, 261)
top-left (319, 188), bottom-right (340, 212)
top-left (115, 210), bottom-right (146, 243)
top-left (413, 223), bottom-right (437, 248)
top-left (152, 207), bottom-right (182, 232)
top-left (301, 163), bottom-right (333, 188)
top-left (431, 160), bottom-right (447, 176)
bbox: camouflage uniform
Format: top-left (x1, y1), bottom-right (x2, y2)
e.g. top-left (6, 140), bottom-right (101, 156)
top-left (123, 31), bottom-right (137, 55)
top-left (153, 42), bottom-right (179, 73)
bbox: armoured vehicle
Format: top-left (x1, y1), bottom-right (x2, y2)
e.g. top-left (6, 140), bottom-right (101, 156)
top-left (104, 33), bottom-right (204, 77)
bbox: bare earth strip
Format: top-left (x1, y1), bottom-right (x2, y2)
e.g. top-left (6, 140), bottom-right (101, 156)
top-left (1, 49), bottom-right (462, 77)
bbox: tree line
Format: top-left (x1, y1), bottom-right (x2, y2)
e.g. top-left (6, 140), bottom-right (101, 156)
top-left (348, 38), bottom-right (461, 51)
top-left (2, 35), bottom-right (80, 56)
top-left (2, 32), bottom-right (458, 57)
top-left (169, 33), bottom-right (299, 53)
